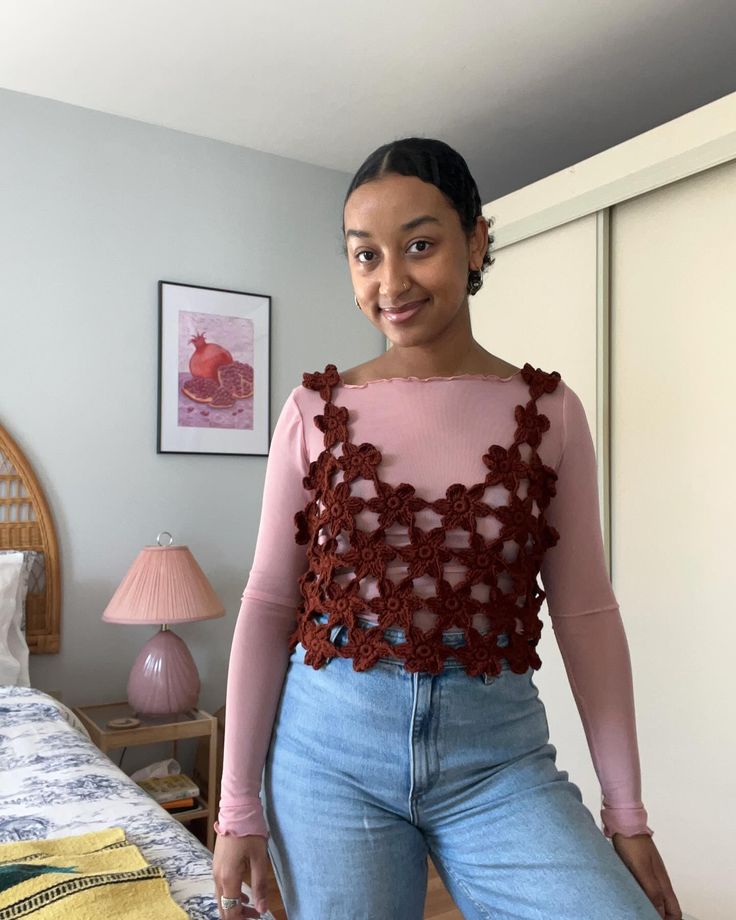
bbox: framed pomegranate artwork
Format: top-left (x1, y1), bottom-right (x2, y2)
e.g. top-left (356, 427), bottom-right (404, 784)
top-left (157, 281), bottom-right (271, 455)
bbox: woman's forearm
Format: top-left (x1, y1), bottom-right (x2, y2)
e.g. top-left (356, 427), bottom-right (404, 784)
top-left (216, 595), bottom-right (296, 839)
top-left (550, 606), bottom-right (654, 838)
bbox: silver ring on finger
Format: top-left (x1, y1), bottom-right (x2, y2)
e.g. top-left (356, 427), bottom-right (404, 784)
top-left (221, 895), bottom-right (240, 910)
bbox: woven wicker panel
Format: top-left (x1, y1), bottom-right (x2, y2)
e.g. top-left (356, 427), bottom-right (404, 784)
top-left (0, 424), bottom-right (60, 653)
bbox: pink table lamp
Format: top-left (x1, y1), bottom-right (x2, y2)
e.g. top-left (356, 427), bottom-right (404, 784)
top-left (102, 532), bottom-right (225, 716)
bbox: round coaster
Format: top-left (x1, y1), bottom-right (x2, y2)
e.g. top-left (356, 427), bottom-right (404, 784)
top-left (107, 717), bottom-right (141, 729)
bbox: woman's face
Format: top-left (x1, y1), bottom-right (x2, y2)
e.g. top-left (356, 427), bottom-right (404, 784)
top-left (343, 173), bottom-right (488, 345)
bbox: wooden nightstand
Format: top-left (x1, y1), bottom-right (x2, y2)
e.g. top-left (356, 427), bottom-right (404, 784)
top-left (73, 701), bottom-right (218, 850)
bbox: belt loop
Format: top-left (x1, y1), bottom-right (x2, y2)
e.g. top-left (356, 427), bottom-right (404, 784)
top-left (330, 624), bottom-right (351, 645)
top-left (325, 623), bottom-right (349, 664)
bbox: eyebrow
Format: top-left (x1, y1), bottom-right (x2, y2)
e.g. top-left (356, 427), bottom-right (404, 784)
top-left (345, 214), bottom-right (441, 241)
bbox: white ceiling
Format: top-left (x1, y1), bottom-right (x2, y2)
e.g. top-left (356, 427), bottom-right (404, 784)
top-left (1, 0), bottom-right (735, 200)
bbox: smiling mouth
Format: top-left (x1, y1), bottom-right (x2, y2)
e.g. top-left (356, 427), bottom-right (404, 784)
top-left (380, 299), bottom-right (427, 314)
top-left (379, 299), bottom-right (427, 323)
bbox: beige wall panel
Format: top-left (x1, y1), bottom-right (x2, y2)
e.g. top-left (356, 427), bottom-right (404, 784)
top-left (611, 157), bottom-right (736, 918)
top-left (472, 213), bottom-right (599, 424)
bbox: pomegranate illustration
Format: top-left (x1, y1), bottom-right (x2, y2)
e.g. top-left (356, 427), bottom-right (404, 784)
top-left (218, 361), bottom-right (254, 399)
top-left (181, 376), bottom-right (219, 403)
top-left (189, 331), bottom-right (233, 381)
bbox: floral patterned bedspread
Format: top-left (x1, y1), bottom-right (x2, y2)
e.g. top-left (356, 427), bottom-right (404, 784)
top-left (0, 686), bottom-right (265, 920)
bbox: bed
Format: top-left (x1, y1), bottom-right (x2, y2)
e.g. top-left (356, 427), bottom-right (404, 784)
top-left (0, 684), bottom-right (226, 918)
top-left (0, 421), bottom-right (266, 919)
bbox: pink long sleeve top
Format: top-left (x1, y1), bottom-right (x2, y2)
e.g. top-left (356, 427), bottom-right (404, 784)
top-left (216, 368), bottom-right (654, 841)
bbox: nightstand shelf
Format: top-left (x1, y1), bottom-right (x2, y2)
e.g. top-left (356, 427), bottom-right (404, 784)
top-left (73, 701), bottom-right (217, 850)
top-left (168, 796), bottom-right (210, 823)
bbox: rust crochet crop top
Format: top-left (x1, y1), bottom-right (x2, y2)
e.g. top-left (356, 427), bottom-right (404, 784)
top-left (288, 362), bottom-right (563, 677)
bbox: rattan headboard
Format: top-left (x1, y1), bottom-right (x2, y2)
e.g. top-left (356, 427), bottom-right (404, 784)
top-left (0, 422), bottom-right (60, 653)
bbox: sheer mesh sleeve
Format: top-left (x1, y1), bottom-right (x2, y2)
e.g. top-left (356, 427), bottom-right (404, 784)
top-left (216, 389), bottom-right (310, 838)
top-left (541, 383), bottom-right (654, 838)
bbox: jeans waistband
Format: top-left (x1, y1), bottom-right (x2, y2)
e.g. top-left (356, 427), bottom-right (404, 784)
top-left (310, 612), bottom-right (510, 670)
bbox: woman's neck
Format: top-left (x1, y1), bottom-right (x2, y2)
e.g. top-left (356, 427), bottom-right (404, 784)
top-left (381, 341), bottom-right (513, 379)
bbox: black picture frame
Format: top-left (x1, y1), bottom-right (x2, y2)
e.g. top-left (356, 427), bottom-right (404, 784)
top-left (157, 280), bottom-right (271, 456)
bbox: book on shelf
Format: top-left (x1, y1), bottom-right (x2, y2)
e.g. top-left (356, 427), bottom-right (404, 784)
top-left (162, 797), bottom-right (195, 812)
top-left (137, 773), bottom-right (200, 804)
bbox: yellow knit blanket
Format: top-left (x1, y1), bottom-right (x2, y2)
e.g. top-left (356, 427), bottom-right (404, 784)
top-left (0, 828), bottom-right (187, 919)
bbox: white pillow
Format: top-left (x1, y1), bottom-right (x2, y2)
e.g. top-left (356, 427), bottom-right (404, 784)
top-left (0, 549), bottom-right (43, 631)
top-left (0, 552), bottom-right (30, 686)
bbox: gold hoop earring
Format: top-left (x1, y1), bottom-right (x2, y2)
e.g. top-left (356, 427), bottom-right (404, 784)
top-left (354, 295), bottom-right (360, 310)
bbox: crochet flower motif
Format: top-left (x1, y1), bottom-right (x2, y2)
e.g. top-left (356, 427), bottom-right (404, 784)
top-left (344, 626), bottom-right (395, 672)
top-left (478, 596), bottom-right (517, 629)
top-left (302, 364), bottom-right (341, 401)
top-left (395, 526), bottom-right (454, 579)
top-left (298, 571), bottom-right (324, 609)
top-left (314, 403), bottom-right (349, 449)
top-left (337, 441), bottom-right (383, 483)
top-left (425, 579), bottom-right (481, 631)
top-left (318, 481), bottom-right (364, 535)
top-left (482, 444), bottom-right (528, 491)
top-left (308, 536), bottom-right (339, 580)
top-left (303, 450), bottom-right (340, 494)
top-left (299, 619), bottom-right (337, 669)
top-left (521, 363), bottom-right (562, 401)
top-left (513, 400), bottom-right (551, 449)
top-left (323, 577), bottom-right (368, 626)
top-left (366, 578), bottom-right (425, 631)
top-left (493, 493), bottom-right (536, 544)
top-left (451, 532), bottom-right (505, 586)
top-left (392, 626), bottom-right (454, 674)
top-left (504, 629), bottom-right (542, 674)
top-left (430, 483), bottom-right (491, 532)
top-left (526, 453), bottom-right (558, 510)
top-left (294, 499), bottom-right (320, 545)
top-left (302, 459), bottom-right (320, 492)
top-left (518, 515), bottom-right (557, 565)
top-left (366, 481), bottom-right (425, 528)
top-left (524, 585), bottom-right (547, 632)
top-left (540, 520), bottom-right (560, 549)
top-left (338, 528), bottom-right (397, 580)
top-left (452, 633), bottom-right (507, 678)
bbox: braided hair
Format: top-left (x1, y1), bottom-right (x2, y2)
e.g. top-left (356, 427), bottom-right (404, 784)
top-left (341, 137), bottom-right (495, 295)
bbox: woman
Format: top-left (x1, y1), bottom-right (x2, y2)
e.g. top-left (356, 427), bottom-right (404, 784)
top-left (213, 137), bottom-right (681, 919)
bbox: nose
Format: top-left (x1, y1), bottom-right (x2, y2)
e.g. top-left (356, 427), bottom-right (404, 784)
top-left (379, 254), bottom-right (410, 303)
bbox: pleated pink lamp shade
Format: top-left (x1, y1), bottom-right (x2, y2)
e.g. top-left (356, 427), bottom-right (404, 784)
top-left (102, 533), bottom-right (225, 716)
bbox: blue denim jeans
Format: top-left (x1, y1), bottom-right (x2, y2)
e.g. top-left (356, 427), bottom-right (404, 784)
top-left (261, 615), bottom-right (660, 919)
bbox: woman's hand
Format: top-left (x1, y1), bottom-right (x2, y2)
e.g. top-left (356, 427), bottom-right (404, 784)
top-left (213, 832), bottom-right (271, 919)
top-left (612, 833), bottom-right (682, 919)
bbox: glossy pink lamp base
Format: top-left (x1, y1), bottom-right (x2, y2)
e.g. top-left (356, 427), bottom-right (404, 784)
top-left (127, 629), bottom-right (200, 717)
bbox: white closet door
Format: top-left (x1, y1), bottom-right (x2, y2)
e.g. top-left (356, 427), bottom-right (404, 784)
top-left (611, 158), bottom-right (736, 914)
top-left (472, 212), bottom-right (599, 420)
top-left (471, 212), bottom-right (608, 821)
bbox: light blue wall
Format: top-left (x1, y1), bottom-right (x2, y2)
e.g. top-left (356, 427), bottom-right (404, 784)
top-left (0, 87), bottom-right (383, 711)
